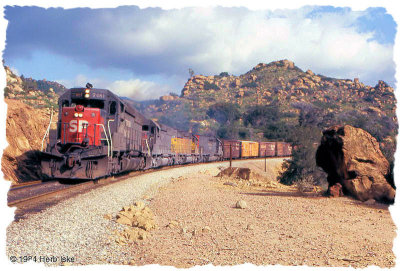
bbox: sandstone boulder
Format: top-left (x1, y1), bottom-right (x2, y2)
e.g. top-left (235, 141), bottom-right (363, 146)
top-left (235, 200), bottom-right (247, 209)
top-left (113, 201), bottom-right (157, 244)
top-left (216, 167), bottom-right (251, 180)
top-left (316, 125), bottom-right (395, 203)
top-left (328, 183), bottom-right (343, 197)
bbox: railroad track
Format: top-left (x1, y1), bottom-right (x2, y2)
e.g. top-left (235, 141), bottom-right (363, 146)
top-left (8, 157), bottom-right (290, 209)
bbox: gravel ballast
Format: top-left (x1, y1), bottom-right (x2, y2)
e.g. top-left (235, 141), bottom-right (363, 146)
top-left (6, 159), bottom-right (262, 266)
top-left (7, 158), bottom-right (395, 267)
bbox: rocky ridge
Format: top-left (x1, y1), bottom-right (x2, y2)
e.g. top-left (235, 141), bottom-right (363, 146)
top-left (139, 60), bottom-right (396, 138)
top-left (2, 99), bottom-right (56, 183)
top-left (4, 65), bottom-right (61, 109)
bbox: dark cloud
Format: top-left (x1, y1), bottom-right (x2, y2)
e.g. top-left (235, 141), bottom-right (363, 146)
top-left (4, 5), bottom-right (396, 86)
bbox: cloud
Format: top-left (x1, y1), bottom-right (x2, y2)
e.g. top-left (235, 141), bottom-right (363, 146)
top-left (4, 5), bottom-right (396, 86)
top-left (108, 79), bottom-right (171, 101)
top-left (57, 74), bottom-right (171, 101)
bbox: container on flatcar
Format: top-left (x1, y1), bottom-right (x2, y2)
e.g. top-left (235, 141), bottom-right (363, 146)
top-left (222, 139), bottom-right (241, 159)
top-left (259, 142), bottom-right (277, 157)
top-left (240, 141), bottom-right (259, 158)
top-left (276, 142), bottom-right (292, 157)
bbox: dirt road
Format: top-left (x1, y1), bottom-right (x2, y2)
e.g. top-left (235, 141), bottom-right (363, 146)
top-left (127, 159), bottom-right (396, 267)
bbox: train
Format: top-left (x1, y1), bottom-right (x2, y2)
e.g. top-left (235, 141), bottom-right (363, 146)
top-left (40, 86), bottom-right (292, 180)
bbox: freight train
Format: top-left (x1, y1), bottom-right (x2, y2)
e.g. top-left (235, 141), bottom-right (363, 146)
top-left (40, 86), bottom-right (292, 180)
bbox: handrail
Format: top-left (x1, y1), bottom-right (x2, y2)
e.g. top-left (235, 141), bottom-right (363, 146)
top-left (107, 119), bottom-right (115, 158)
top-left (41, 120), bottom-right (111, 157)
top-left (145, 139), bottom-right (151, 156)
top-left (41, 108), bottom-right (54, 152)
top-left (98, 124), bottom-right (110, 157)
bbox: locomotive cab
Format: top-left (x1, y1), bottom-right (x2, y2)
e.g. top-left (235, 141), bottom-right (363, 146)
top-left (57, 88), bottom-right (109, 152)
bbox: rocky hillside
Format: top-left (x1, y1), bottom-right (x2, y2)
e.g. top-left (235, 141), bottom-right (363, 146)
top-left (138, 60), bottom-right (396, 142)
top-left (4, 65), bottom-right (61, 109)
top-left (2, 99), bottom-right (56, 183)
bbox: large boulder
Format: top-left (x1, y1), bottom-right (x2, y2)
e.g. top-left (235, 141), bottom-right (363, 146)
top-left (316, 125), bottom-right (395, 203)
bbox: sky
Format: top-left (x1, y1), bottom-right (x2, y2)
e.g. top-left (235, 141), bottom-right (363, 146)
top-left (3, 5), bottom-right (397, 101)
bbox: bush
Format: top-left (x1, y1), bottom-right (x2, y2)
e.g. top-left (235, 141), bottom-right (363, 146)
top-left (206, 102), bottom-right (240, 124)
top-left (204, 81), bottom-right (220, 90)
top-left (279, 126), bottom-right (327, 186)
top-left (217, 124), bottom-right (238, 139)
top-left (241, 82), bottom-right (257, 88)
top-left (4, 87), bottom-right (11, 97)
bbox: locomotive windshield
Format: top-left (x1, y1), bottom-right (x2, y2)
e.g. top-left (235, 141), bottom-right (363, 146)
top-left (70, 98), bottom-right (105, 109)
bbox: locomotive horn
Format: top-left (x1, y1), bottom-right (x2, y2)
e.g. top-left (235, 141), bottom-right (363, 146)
top-left (86, 82), bottom-right (93, 89)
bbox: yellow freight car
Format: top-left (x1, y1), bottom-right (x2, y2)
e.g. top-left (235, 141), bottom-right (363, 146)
top-left (240, 141), bottom-right (259, 158)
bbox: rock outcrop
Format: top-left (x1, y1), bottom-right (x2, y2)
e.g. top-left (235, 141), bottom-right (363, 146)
top-left (4, 65), bottom-right (61, 108)
top-left (140, 59), bottom-right (396, 139)
top-left (316, 125), bottom-right (395, 203)
top-left (113, 201), bottom-right (156, 244)
top-left (2, 99), bottom-right (56, 183)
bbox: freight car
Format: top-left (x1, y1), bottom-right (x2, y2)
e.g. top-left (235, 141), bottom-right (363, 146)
top-left (40, 85), bottom-right (290, 180)
top-left (276, 142), bottom-right (292, 157)
top-left (222, 140), bottom-right (241, 159)
top-left (240, 141), bottom-right (259, 158)
top-left (259, 142), bottom-right (276, 157)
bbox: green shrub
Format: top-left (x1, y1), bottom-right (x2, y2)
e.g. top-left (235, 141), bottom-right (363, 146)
top-left (204, 81), bottom-right (220, 90)
top-left (279, 126), bottom-right (327, 186)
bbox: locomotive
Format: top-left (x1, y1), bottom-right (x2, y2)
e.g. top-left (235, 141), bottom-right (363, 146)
top-left (40, 85), bottom-right (291, 180)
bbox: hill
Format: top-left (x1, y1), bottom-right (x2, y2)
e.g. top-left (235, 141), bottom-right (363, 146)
top-left (4, 65), bottom-right (63, 109)
top-left (137, 60), bottom-right (396, 142)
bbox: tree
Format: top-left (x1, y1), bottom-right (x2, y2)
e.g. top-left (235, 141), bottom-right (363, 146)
top-left (279, 126), bottom-right (326, 185)
top-left (206, 102), bottom-right (240, 125)
top-left (188, 68), bottom-right (194, 78)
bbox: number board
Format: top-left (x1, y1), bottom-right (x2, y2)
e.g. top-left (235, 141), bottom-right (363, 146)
top-left (91, 92), bottom-right (105, 99)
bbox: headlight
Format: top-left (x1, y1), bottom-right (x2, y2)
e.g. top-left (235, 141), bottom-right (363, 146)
top-left (78, 113), bottom-right (83, 118)
top-left (84, 93), bottom-right (90, 98)
top-left (85, 89), bottom-right (90, 94)
top-left (74, 112), bottom-right (79, 117)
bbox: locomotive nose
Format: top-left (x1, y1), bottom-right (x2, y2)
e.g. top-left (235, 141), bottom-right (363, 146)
top-left (75, 104), bottom-right (84, 112)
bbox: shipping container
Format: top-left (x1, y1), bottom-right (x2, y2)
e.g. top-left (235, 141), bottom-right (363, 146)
top-left (240, 141), bottom-right (259, 158)
top-left (222, 139), bottom-right (241, 159)
top-left (259, 142), bottom-right (277, 157)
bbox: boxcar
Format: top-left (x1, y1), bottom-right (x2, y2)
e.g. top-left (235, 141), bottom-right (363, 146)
top-left (222, 139), bottom-right (241, 159)
top-left (276, 142), bottom-right (292, 157)
top-left (240, 141), bottom-right (259, 158)
top-left (259, 142), bottom-right (277, 157)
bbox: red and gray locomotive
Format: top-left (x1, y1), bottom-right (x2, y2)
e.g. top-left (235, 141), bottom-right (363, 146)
top-left (41, 85), bottom-right (223, 180)
top-left (41, 85), bottom-right (291, 180)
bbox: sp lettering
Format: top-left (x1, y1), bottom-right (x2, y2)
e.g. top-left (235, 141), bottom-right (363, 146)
top-left (69, 120), bottom-right (89, 133)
